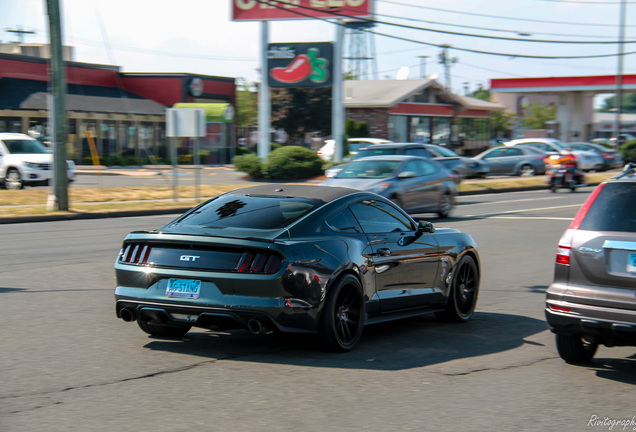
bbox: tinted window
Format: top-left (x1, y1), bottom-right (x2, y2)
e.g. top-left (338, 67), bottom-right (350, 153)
top-left (172, 195), bottom-right (322, 229)
top-left (431, 146), bottom-right (458, 157)
top-left (356, 148), bottom-right (398, 158)
top-left (3, 139), bottom-right (49, 154)
top-left (404, 148), bottom-right (433, 158)
top-left (336, 159), bottom-right (401, 179)
top-left (402, 159), bottom-right (437, 176)
top-left (326, 208), bottom-right (362, 233)
top-left (580, 183), bottom-right (636, 232)
top-left (350, 200), bottom-right (413, 234)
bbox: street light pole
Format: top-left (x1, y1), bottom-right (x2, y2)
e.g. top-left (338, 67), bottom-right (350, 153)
top-left (613, 0), bottom-right (627, 148)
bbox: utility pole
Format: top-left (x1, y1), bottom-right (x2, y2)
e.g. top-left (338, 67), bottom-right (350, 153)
top-left (45, 0), bottom-right (69, 211)
top-left (6, 26), bottom-right (35, 43)
top-left (417, 55), bottom-right (428, 78)
top-left (438, 45), bottom-right (457, 90)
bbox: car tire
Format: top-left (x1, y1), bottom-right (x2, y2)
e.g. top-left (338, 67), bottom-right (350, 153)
top-left (319, 274), bottom-right (364, 352)
top-left (436, 255), bottom-right (479, 322)
top-left (137, 319), bottom-right (191, 338)
top-left (555, 334), bottom-right (598, 364)
top-left (519, 164), bottom-right (536, 177)
top-left (437, 193), bottom-right (454, 218)
top-left (5, 168), bottom-right (23, 190)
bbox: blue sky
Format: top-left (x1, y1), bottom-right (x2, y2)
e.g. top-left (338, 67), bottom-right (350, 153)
top-left (1, 0), bottom-right (633, 95)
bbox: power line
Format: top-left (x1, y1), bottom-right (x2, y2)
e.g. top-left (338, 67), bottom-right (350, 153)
top-left (379, 0), bottom-right (636, 28)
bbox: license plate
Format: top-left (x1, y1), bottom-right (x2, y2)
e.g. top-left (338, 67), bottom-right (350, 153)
top-left (166, 279), bottom-right (201, 299)
top-left (628, 254), bottom-right (636, 273)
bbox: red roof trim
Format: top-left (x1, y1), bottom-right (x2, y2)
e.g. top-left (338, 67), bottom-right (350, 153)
top-left (491, 75), bottom-right (636, 89)
top-left (390, 103), bottom-right (453, 116)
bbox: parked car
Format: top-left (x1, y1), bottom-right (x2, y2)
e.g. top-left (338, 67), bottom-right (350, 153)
top-left (114, 184), bottom-right (480, 352)
top-left (321, 155), bottom-right (457, 217)
top-left (504, 138), bottom-right (604, 171)
top-left (610, 133), bottom-right (635, 146)
top-left (326, 143), bottom-right (489, 180)
top-left (566, 142), bottom-right (624, 171)
top-left (472, 146), bottom-right (547, 176)
top-left (0, 133), bottom-right (75, 189)
top-left (317, 138), bottom-right (392, 161)
top-left (545, 163), bottom-right (636, 363)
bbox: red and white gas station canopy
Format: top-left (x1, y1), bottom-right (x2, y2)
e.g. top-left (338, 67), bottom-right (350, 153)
top-left (490, 75), bottom-right (636, 93)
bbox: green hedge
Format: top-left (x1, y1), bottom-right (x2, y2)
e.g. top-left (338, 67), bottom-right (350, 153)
top-left (621, 139), bottom-right (636, 163)
top-left (233, 146), bottom-right (324, 180)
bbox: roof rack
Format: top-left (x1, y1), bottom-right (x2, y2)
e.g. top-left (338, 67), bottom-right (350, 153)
top-left (613, 163), bottom-right (636, 179)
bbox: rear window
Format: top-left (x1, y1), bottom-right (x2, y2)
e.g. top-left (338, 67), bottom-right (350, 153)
top-left (172, 195), bottom-right (323, 230)
top-left (580, 183), bottom-right (636, 232)
top-left (356, 148), bottom-right (398, 158)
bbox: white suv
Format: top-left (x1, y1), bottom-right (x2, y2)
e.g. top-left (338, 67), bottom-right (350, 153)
top-left (0, 133), bottom-right (75, 190)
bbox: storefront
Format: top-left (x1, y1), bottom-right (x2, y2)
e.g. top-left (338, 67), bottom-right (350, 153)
top-left (344, 79), bottom-right (503, 155)
top-left (0, 53), bottom-right (236, 165)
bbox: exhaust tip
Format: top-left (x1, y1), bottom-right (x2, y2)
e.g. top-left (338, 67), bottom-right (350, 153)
top-left (120, 307), bottom-right (136, 322)
top-left (247, 318), bottom-right (268, 335)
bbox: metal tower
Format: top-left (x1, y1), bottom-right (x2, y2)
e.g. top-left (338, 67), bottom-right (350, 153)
top-left (343, 20), bottom-right (377, 80)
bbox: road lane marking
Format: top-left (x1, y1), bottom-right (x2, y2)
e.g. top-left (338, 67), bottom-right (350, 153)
top-left (463, 203), bottom-right (582, 219)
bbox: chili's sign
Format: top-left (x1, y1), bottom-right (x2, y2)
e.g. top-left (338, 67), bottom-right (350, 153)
top-left (267, 42), bottom-right (333, 88)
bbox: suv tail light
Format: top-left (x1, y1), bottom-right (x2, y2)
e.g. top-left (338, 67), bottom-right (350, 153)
top-left (554, 182), bottom-right (607, 265)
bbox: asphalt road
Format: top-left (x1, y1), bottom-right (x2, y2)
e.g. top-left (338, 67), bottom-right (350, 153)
top-left (2, 189), bottom-right (636, 432)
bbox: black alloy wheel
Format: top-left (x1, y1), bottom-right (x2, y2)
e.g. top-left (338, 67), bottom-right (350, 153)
top-left (319, 275), bottom-right (364, 352)
top-left (555, 334), bottom-right (598, 364)
top-left (437, 255), bottom-right (479, 322)
top-left (137, 319), bottom-right (191, 338)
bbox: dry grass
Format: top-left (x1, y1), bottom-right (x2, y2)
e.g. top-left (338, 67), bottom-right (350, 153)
top-left (0, 171), bottom-right (619, 220)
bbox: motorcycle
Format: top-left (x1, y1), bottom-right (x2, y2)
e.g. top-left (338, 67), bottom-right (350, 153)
top-left (547, 163), bottom-right (586, 192)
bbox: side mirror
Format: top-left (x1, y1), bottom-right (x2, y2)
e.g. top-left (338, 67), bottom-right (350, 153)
top-left (397, 171), bottom-right (416, 179)
top-left (417, 220), bottom-right (435, 233)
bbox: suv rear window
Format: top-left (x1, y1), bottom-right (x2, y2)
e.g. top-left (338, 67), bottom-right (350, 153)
top-left (171, 195), bottom-right (323, 230)
top-left (579, 183), bottom-right (636, 232)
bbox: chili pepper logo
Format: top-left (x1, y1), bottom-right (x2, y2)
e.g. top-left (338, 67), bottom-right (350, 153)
top-left (270, 48), bottom-right (330, 85)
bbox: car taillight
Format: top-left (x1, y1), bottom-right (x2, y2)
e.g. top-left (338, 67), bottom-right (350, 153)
top-left (121, 243), bottom-right (151, 264)
top-left (556, 229), bottom-right (574, 265)
top-left (235, 251), bottom-right (282, 274)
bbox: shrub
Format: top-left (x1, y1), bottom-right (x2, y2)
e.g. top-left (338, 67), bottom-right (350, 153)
top-left (233, 153), bottom-right (263, 178)
top-left (620, 139), bottom-right (636, 163)
top-left (263, 146), bottom-right (323, 179)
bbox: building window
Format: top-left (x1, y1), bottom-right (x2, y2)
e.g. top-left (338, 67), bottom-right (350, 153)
top-left (410, 117), bottom-right (431, 143)
top-left (389, 115), bottom-right (408, 142)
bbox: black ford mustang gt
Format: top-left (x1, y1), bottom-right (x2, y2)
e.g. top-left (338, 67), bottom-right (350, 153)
top-left (114, 184), bottom-right (480, 351)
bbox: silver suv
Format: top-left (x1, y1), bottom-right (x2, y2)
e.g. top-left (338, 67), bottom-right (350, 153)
top-left (546, 163), bottom-right (636, 363)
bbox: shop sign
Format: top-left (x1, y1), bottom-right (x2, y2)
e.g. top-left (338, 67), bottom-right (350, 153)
top-left (190, 78), bottom-right (204, 97)
top-left (232, 0), bottom-right (372, 21)
top-left (267, 42), bottom-right (332, 88)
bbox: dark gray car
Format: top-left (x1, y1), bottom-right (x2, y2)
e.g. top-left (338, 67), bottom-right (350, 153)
top-left (545, 163), bottom-right (636, 363)
top-left (321, 155), bottom-right (457, 217)
top-left (472, 145), bottom-right (547, 176)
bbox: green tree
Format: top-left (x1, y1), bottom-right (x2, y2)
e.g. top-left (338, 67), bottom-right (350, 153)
top-left (271, 87), bottom-right (332, 145)
top-left (522, 102), bottom-right (556, 129)
top-left (236, 78), bottom-right (258, 134)
top-left (599, 94), bottom-right (636, 113)
top-left (491, 110), bottom-right (516, 138)
top-left (470, 85), bottom-right (490, 101)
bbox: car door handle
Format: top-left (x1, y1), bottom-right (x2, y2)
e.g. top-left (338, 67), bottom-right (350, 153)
top-left (376, 248), bottom-right (392, 256)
